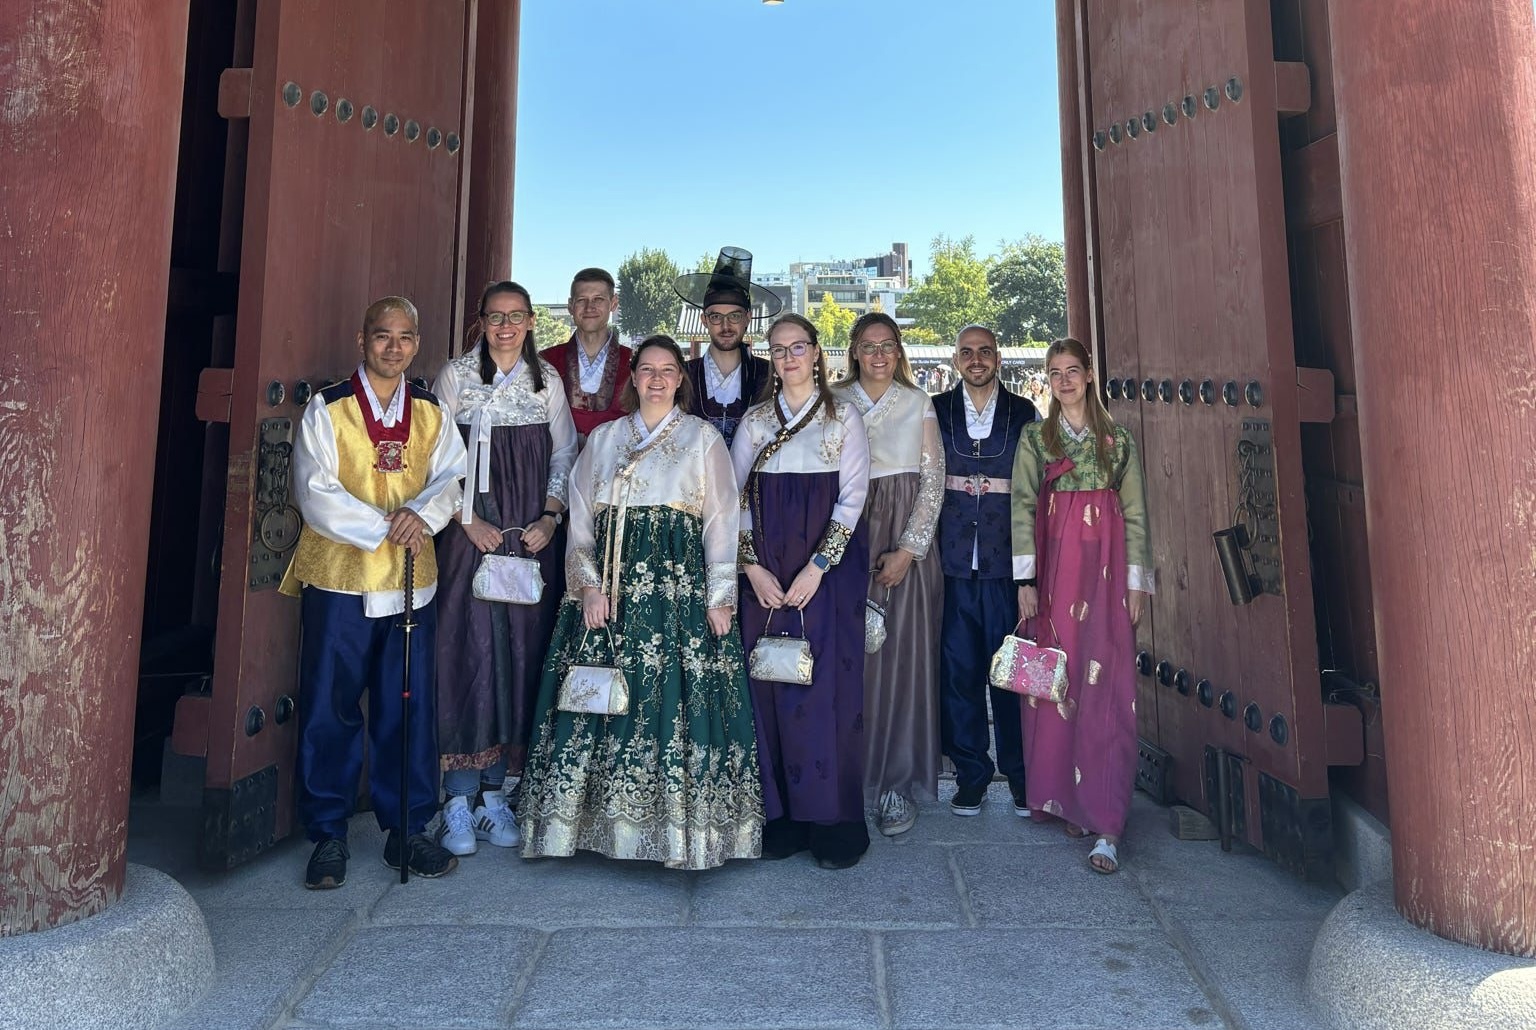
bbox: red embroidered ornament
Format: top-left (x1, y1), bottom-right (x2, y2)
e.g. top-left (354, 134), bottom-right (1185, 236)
top-left (352, 370), bottom-right (413, 474)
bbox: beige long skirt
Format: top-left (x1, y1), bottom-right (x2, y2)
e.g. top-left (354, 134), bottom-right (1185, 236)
top-left (862, 471), bottom-right (944, 803)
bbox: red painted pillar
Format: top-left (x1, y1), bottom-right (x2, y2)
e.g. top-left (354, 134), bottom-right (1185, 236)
top-left (464, 0), bottom-right (521, 305)
top-left (0, 0), bottom-right (190, 934)
top-left (1056, 0), bottom-right (1091, 344)
top-left (1332, 0), bottom-right (1536, 956)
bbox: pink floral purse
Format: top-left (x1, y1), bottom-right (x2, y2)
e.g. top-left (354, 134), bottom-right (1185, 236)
top-left (988, 619), bottom-right (1069, 703)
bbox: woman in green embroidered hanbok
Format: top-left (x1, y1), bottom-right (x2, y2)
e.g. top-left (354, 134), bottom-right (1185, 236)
top-left (518, 335), bottom-right (763, 869)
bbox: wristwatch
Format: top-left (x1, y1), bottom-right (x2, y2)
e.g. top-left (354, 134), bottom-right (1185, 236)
top-left (542, 509), bottom-right (564, 526)
top-left (811, 552), bottom-right (831, 572)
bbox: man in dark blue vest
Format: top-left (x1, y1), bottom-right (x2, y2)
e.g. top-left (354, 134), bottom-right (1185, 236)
top-left (933, 325), bottom-right (1038, 816)
top-left (675, 247), bottom-right (781, 447)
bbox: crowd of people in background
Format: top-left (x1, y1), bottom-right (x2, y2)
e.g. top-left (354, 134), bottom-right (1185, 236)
top-left (279, 246), bottom-right (1154, 889)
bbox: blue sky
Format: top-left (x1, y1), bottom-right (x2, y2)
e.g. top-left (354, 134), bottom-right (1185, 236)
top-left (509, 0), bottom-right (1064, 302)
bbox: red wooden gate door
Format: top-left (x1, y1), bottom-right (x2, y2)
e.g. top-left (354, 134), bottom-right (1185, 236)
top-left (1080, 1), bottom-right (1333, 873)
top-left (189, 0), bottom-right (471, 867)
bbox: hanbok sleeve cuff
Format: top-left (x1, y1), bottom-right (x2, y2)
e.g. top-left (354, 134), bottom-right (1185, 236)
top-left (546, 471), bottom-right (570, 507)
top-left (1128, 564), bottom-right (1157, 594)
top-left (816, 520), bottom-right (855, 567)
top-left (737, 530), bottom-right (759, 569)
top-left (567, 545), bottom-right (602, 594)
top-left (706, 562), bottom-right (737, 610)
top-left (1013, 555), bottom-right (1035, 580)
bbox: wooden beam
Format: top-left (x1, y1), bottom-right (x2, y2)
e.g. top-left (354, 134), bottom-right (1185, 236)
top-left (216, 67), bottom-right (252, 119)
top-left (1275, 61), bottom-right (1311, 117)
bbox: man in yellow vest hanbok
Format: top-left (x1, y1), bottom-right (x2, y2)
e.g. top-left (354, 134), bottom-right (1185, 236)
top-left (281, 296), bottom-right (467, 888)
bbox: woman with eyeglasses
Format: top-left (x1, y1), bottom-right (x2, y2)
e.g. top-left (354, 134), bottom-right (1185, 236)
top-left (429, 281), bottom-right (577, 856)
top-left (733, 313), bottom-right (872, 869)
top-left (832, 313), bottom-right (944, 837)
top-left (518, 335), bottom-right (762, 869)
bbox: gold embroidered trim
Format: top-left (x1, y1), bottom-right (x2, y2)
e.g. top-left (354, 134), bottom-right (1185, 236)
top-left (816, 520), bottom-right (854, 567)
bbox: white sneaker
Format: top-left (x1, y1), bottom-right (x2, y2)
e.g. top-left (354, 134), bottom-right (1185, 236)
top-left (474, 791), bottom-right (522, 848)
top-left (878, 791), bottom-right (916, 837)
top-left (439, 795), bottom-right (477, 856)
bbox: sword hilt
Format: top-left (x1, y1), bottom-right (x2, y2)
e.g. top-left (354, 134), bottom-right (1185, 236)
top-left (402, 547), bottom-right (417, 631)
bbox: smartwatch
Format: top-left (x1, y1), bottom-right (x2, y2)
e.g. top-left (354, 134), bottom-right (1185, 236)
top-left (811, 553), bottom-right (831, 572)
top-left (542, 509), bottom-right (564, 526)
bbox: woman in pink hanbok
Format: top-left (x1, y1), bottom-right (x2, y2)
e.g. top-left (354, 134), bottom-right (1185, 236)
top-left (1011, 338), bottom-right (1154, 874)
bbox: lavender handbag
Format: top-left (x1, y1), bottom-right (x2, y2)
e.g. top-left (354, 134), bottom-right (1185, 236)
top-left (988, 619), bottom-right (1069, 703)
top-left (471, 527), bottom-right (545, 605)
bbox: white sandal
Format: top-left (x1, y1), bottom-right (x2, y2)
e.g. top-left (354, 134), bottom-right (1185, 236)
top-left (1089, 837), bottom-right (1120, 874)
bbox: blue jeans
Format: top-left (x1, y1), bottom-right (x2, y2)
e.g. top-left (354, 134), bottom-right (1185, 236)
top-left (443, 758), bottom-right (508, 798)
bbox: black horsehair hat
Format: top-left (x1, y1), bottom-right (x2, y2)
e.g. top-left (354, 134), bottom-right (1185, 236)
top-left (673, 246), bottom-right (785, 318)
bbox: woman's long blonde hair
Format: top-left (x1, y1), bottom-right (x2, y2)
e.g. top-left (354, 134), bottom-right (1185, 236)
top-left (1040, 337), bottom-right (1116, 472)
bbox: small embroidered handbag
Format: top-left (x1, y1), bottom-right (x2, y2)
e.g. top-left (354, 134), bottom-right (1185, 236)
top-left (471, 527), bottom-right (545, 605)
top-left (988, 618), bottom-right (1069, 703)
top-left (750, 608), bottom-right (815, 685)
top-left (864, 589), bottom-right (889, 655)
top-left (558, 626), bottom-right (629, 716)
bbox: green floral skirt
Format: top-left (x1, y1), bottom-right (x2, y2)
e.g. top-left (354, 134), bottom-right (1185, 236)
top-left (518, 506), bottom-right (763, 869)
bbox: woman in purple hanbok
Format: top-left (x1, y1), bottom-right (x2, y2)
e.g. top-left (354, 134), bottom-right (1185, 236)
top-left (733, 314), bottom-right (872, 869)
top-left (430, 281), bottom-right (577, 856)
top-left (1012, 338), bottom-right (1154, 874)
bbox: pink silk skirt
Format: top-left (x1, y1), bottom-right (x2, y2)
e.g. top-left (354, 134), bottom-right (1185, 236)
top-left (1022, 474), bottom-right (1137, 837)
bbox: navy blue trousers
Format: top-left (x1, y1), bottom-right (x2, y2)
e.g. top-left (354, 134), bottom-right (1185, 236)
top-left (296, 587), bottom-right (439, 841)
top-left (939, 575), bottom-right (1025, 793)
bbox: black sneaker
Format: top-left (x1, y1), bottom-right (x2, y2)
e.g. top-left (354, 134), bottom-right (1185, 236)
top-left (950, 782), bottom-right (986, 816)
top-left (384, 830), bottom-right (459, 878)
top-left (1009, 783), bottom-right (1032, 818)
top-left (304, 838), bottom-right (349, 889)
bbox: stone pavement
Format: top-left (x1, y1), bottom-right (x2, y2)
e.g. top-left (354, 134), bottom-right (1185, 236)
top-left (127, 783), bottom-right (1342, 1030)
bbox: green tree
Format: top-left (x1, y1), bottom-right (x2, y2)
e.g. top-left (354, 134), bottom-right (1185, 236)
top-left (814, 293), bottom-right (856, 352)
top-left (617, 248), bottom-right (683, 338)
top-left (989, 235), bottom-right (1067, 345)
top-left (901, 326), bottom-right (943, 347)
top-left (900, 235), bottom-right (998, 343)
top-left (696, 253), bottom-right (717, 274)
top-left (531, 305), bottom-right (569, 345)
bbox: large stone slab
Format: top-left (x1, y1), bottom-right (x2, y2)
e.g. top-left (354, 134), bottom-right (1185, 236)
top-left (294, 925), bottom-right (542, 1028)
top-left (951, 843), bottom-right (1158, 928)
top-left (690, 841), bottom-right (965, 929)
top-left (1130, 834), bottom-right (1343, 924)
top-left (514, 928), bottom-right (879, 1029)
top-left (894, 782), bottom-right (1049, 846)
top-left (883, 928), bottom-right (1222, 1030)
top-left (168, 908), bottom-right (354, 1030)
top-left (371, 847), bottom-right (690, 929)
top-left (169, 819), bottom-right (396, 915)
top-left (1183, 917), bottom-right (1321, 1030)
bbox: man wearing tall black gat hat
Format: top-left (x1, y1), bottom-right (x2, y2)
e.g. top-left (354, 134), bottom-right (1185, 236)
top-left (674, 246), bottom-right (783, 447)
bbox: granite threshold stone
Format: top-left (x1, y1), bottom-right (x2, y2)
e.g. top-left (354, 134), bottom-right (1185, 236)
top-left (1306, 882), bottom-right (1536, 1030)
top-left (0, 864), bottom-right (214, 1030)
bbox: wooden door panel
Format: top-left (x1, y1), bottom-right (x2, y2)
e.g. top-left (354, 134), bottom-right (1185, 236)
top-left (1083, 0), bottom-right (1329, 872)
top-left (197, 0), bottom-right (470, 868)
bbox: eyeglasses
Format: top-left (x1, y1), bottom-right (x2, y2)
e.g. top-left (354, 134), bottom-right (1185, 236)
top-left (769, 342), bottom-right (812, 360)
top-left (703, 311), bottom-right (749, 327)
top-left (482, 311), bottom-right (529, 326)
top-left (633, 366), bottom-right (681, 382)
top-left (856, 340), bottom-right (899, 356)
